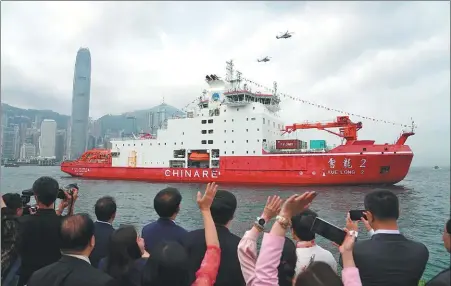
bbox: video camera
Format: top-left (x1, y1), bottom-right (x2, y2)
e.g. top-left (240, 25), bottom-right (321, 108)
top-left (21, 183), bottom-right (79, 215)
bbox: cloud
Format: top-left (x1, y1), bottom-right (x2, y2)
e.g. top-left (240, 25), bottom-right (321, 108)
top-left (1, 1), bottom-right (449, 166)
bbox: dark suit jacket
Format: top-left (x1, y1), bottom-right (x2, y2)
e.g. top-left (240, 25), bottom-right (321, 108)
top-left (350, 233), bottom-right (429, 286)
top-left (426, 268), bottom-right (450, 286)
top-left (17, 209), bottom-right (63, 286)
top-left (141, 218), bottom-right (188, 251)
top-left (90, 221), bottom-right (115, 268)
top-left (99, 257), bottom-right (147, 286)
top-left (184, 225), bottom-right (245, 286)
top-left (27, 255), bottom-right (118, 286)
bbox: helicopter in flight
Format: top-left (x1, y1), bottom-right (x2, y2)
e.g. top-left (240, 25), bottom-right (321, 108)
top-left (276, 31), bottom-right (294, 39)
top-left (257, 56), bottom-right (271, 62)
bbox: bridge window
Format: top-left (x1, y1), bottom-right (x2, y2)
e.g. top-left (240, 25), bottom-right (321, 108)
top-left (201, 130), bottom-right (207, 134)
top-left (246, 118), bottom-right (249, 121)
top-left (224, 151), bottom-right (227, 154)
top-left (246, 129), bottom-right (248, 132)
top-left (257, 128), bottom-right (260, 131)
top-left (224, 120), bottom-right (227, 122)
top-left (246, 140), bottom-right (248, 143)
top-left (208, 140), bottom-right (213, 144)
top-left (208, 119), bottom-right (213, 123)
top-left (224, 130), bottom-right (226, 133)
top-left (201, 140), bottom-right (207, 144)
top-left (232, 140), bottom-right (234, 143)
top-left (201, 120), bottom-right (207, 124)
top-left (208, 129), bottom-right (213, 134)
top-left (232, 151), bottom-right (235, 154)
top-left (251, 118), bottom-right (256, 120)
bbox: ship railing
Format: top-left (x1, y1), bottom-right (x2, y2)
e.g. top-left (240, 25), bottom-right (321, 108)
top-left (110, 136), bottom-right (157, 141)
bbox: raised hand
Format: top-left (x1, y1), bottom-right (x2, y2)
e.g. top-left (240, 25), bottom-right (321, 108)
top-left (339, 213), bottom-right (358, 254)
top-left (262, 195), bottom-right (282, 221)
top-left (279, 191), bottom-right (317, 218)
top-left (197, 182), bottom-right (218, 211)
top-left (360, 211), bottom-right (373, 232)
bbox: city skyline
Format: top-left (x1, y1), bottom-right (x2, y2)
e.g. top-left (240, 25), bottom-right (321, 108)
top-left (1, 2), bottom-right (449, 166)
top-left (69, 48), bottom-right (92, 160)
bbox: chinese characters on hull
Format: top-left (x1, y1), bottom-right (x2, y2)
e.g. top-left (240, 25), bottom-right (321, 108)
top-left (327, 158), bottom-right (367, 175)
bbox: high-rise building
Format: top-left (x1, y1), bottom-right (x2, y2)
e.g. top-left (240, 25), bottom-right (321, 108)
top-left (69, 47), bottom-right (91, 160)
top-left (39, 119), bottom-right (57, 158)
top-left (20, 143), bottom-right (36, 159)
top-left (55, 130), bottom-right (67, 161)
top-left (2, 125), bottom-right (19, 160)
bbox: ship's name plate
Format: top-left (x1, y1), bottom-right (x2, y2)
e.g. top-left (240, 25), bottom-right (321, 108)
top-left (327, 169), bottom-right (356, 175)
top-left (164, 169), bottom-right (220, 179)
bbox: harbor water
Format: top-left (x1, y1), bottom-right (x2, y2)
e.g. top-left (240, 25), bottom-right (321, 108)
top-left (1, 166), bottom-right (449, 280)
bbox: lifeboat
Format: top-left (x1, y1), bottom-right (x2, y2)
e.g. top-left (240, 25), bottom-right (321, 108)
top-left (189, 152), bottom-right (210, 161)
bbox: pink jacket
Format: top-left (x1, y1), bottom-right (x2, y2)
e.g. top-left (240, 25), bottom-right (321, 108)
top-left (237, 230), bottom-right (362, 286)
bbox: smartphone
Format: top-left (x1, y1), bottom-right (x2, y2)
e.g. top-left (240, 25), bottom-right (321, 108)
top-left (310, 217), bottom-right (347, 245)
top-left (349, 210), bottom-right (367, 221)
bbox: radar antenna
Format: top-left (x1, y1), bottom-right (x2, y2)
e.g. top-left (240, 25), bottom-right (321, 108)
top-left (226, 60), bottom-right (234, 82)
top-left (273, 81), bottom-right (278, 96)
top-left (236, 70), bottom-right (242, 89)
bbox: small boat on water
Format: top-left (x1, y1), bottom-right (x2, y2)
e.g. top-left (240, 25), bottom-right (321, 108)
top-left (433, 166), bottom-right (439, 169)
top-left (4, 163), bottom-right (20, 167)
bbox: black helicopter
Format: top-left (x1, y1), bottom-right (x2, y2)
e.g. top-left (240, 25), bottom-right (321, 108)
top-left (257, 56), bottom-right (271, 63)
top-left (276, 31), bottom-right (294, 39)
top-left (205, 74), bottom-right (220, 81)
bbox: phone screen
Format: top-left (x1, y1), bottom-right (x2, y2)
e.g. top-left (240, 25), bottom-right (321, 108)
top-left (310, 217), bottom-right (346, 245)
top-left (349, 210), bottom-right (367, 221)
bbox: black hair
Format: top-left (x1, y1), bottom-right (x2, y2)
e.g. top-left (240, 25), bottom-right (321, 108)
top-left (278, 237), bottom-right (297, 286)
top-left (294, 261), bottom-right (343, 286)
top-left (291, 209), bottom-right (318, 241)
top-left (210, 189), bottom-right (237, 225)
top-left (95, 196), bottom-right (117, 222)
top-left (154, 187), bottom-right (182, 218)
top-left (446, 218), bottom-right (451, 234)
top-left (32, 176), bottom-right (59, 207)
top-left (60, 213), bottom-right (95, 252)
top-left (104, 225), bottom-right (142, 283)
top-left (364, 190), bottom-right (399, 221)
top-left (2, 193), bottom-right (22, 212)
top-left (141, 240), bottom-right (189, 286)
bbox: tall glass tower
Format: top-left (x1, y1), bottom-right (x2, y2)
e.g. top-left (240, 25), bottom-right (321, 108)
top-left (69, 48), bottom-right (91, 160)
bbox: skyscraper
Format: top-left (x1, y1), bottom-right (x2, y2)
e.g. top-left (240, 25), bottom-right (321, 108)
top-left (69, 48), bottom-right (91, 160)
top-left (39, 119), bottom-right (57, 158)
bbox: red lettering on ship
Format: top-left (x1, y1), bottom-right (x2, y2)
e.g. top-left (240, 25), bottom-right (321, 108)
top-left (164, 169), bottom-right (219, 179)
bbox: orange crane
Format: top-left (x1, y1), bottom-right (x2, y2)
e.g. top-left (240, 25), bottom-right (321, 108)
top-left (282, 116), bottom-right (363, 143)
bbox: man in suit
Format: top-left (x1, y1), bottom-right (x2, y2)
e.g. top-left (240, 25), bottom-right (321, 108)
top-left (184, 189), bottom-right (245, 286)
top-left (16, 177), bottom-right (77, 286)
top-left (89, 196), bottom-right (117, 267)
top-left (141, 187), bottom-right (188, 252)
top-left (27, 214), bottom-right (117, 286)
top-left (349, 190), bottom-right (429, 286)
top-left (426, 218), bottom-right (451, 286)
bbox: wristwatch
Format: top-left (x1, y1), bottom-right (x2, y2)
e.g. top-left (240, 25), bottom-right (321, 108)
top-left (253, 217), bottom-right (266, 232)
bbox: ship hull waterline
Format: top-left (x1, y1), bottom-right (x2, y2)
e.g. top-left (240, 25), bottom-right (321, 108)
top-left (61, 153), bottom-right (413, 187)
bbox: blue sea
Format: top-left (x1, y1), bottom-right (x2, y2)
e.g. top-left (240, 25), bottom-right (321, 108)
top-left (1, 165), bottom-right (449, 280)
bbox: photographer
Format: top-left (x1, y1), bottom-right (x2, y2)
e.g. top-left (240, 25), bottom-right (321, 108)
top-left (16, 176), bottom-right (79, 286)
top-left (1, 194), bottom-right (22, 285)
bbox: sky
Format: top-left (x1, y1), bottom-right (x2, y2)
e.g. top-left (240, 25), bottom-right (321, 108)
top-left (1, 1), bottom-right (450, 166)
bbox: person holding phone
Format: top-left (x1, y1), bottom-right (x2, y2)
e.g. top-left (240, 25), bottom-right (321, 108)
top-left (346, 190), bottom-right (429, 286)
top-left (291, 209), bottom-right (337, 275)
top-left (296, 213), bottom-right (362, 286)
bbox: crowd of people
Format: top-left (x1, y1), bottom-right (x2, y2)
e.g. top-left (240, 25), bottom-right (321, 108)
top-left (1, 176), bottom-right (450, 286)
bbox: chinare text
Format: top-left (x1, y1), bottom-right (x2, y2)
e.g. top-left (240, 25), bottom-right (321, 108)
top-left (164, 169), bottom-right (220, 178)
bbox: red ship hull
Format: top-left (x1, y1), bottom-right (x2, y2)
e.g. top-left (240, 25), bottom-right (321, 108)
top-left (61, 148), bottom-right (414, 186)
